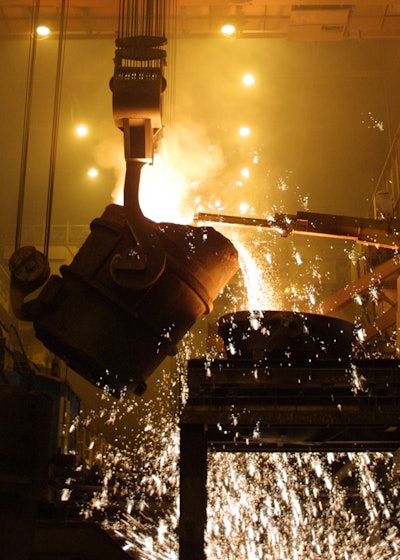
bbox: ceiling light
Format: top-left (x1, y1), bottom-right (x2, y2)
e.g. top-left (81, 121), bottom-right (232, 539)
top-left (242, 73), bottom-right (255, 87)
top-left (36, 25), bottom-right (50, 38)
top-left (238, 126), bottom-right (250, 137)
top-left (221, 24), bottom-right (236, 36)
top-left (87, 168), bottom-right (98, 178)
top-left (76, 124), bottom-right (88, 137)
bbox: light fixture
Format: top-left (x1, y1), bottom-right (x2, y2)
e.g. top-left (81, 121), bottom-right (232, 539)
top-left (76, 124), bottom-right (88, 137)
top-left (36, 25), bottom-right (50, 38)
top-left (221, 24), bottom-right (236, 37)
top-left (87, 168), bottom-right (98, 178)
top-left (242, 73), bottom-right (255, 87)
top-left (238, 126), bottom-right (250, 137)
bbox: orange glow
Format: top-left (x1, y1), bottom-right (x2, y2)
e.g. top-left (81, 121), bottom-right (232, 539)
top-left (139, 154), bottom-right (192, 223)
top-left (234, 237), bottom-right (279, 310)
top-left (112, 123), bottom-right (225, 224)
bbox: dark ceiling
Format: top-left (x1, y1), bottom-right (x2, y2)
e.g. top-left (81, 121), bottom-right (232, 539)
top-left (1, 1), bottom-right (400, 40)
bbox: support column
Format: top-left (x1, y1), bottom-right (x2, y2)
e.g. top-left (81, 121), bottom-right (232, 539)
top-left (179, 423), bottom-right (207, 560)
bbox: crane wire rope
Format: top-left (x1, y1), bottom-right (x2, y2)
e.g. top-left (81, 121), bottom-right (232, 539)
top-left (118, 0), bottom-right (166, 39)
top-left (43, 0), bottom-right (69, 258)
top-left (15, 0), bottom-right (40, 252)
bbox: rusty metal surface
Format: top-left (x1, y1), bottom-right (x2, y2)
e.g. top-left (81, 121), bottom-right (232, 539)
top-left (31, 204), bottom-right (239, 395)
top-left (182, 356), bottom-right (400, 451)
top-left (179, 353), bottom-right (400, 559)
top-left (322, 257), bottom-right (400, 314)
top-left (195, 210), bottom-right (400, 250)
